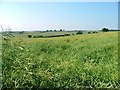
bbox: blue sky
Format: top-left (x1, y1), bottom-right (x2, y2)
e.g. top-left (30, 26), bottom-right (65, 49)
top-left (0, 2), bottom-right (118, 31)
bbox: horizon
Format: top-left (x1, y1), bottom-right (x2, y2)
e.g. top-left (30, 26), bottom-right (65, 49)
top-left (0, 2), bottom-right (118, 31)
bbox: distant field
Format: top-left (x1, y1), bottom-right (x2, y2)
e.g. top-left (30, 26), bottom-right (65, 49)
top-left (0, 34), bottom-right (2, 88)
top-left (2, 31), bottom-right (119, 88)
top-left (9, 31), bottom-right (77, 38)
top-left (6, 30), bottom-right (100, 38)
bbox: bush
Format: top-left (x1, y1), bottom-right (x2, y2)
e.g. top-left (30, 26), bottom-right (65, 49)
top-left (33, 35), bottom-right (43, 38)
top-left (76, 31), bottom-right (83, 34)
top-left (102, 28), bottom-right (109, 32)
top-left (28, 35), bottom-right (32, 38)
top-left (88, 32), bottom-right (91, 34)
top-left (46, 30), bottom-right (49, 32)
top-left (64, 34), bottom-right (70, 36)
top-left (93, 31), bottom-right (96, 33)
top-left (60, 29), bottom-right (62, 32)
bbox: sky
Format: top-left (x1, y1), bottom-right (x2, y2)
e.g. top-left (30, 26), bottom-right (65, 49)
top-left (0, 2), bottom-right (118, 31)
top-left (1, 0), bottom-right (119, 2)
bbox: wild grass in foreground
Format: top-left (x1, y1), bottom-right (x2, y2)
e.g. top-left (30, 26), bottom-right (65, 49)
top-left (2, 32), bottom-right (120, 88)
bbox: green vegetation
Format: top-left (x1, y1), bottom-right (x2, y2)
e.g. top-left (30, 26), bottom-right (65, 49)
top-left (28, 35), bottom-right (32, 38)
top-left (9, 31), bottom-right (77, 38)
top-left (0, 34), bottom-right (2, 88)
top-left (102, 28), bottom-right (109, 32)
top-left (76, 31), bottom-right (83, 34)
top-left (2, 31), bottom-right (120, 89)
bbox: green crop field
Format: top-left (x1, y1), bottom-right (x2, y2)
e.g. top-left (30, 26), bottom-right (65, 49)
top-left (1, 31), bottom-right (120, 88)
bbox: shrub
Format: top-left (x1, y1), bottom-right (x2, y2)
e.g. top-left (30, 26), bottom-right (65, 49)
top-left (33, 35), bottom-right (43, 38)
top-left (76, 31), bottom-right (83, 34)
top-left (60, 29), bottom-right (62, 32)
top-left (28, 35), bottom-right (32, 38)
top-left (50, 34), bottom-right (65, 37)
top-left (19, 31), bottom-right (24, 34)
top-left (102, 28), bottom-right (109, 32)
top-left (46, 30), bottom-right (49, 32)
top-left (64, 34), bottom-right (70, 36)
top-left (88, 32), bottom-right (91, 34)
top-left (93, 31), bottom-right (96, 33)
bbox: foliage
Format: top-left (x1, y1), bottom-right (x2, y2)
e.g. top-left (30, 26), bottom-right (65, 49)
top-left (33, 35), bottom-right (43, 38)
top-left (102, 28), bottom-right (109, 32)
top-left (64, 34), bottom-right (70, 36)
top-left (93, 31), bottom-right (96, 33)
top-left (46, 30), bottom-right (49, 32)
top-left (28, 35), bottom-right (32, 38)
top-left (76, 31), bottom-right (83, 34)
top-left (2, 32), bottom-right (119, 89)
top-left (88, 32), bottom-right (91, 34)
top-left (60, 29), bottom-right (62, 32)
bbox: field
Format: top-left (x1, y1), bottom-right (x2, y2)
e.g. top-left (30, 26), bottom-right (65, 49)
top-left (0, 34), bottom-right (2, 88)
top-left (1, 31), bottom-right (120, 88)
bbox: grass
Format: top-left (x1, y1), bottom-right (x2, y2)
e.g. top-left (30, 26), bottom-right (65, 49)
top-left (2, 31), bottom-right (119, 88)
top-left (10, 31), bottom-right (77, 38)
top-left (0, 34), bottom-right (2, 88)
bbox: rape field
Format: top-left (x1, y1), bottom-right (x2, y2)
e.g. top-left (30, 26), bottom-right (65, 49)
top-left (2, 31), bottom-right (120, 89)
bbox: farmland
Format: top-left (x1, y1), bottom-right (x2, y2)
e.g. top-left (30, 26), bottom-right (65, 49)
top-left (1, 31), bottom-right (120, 88)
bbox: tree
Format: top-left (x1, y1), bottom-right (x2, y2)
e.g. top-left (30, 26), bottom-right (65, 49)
top-left (102, 28), bottom-right (109, 32)
top-left (93, 31), bottom-right (96, 33)
top-left (88, 32), bottom-right (91, 34)
top-left (19, 31), bottom-right (24, 34)
top-left (28, 35), bottom-right (32, 38)
top-left (60, 29), bottom-right (62, 32)
top-left (76, 31), bottom-right (83, 34)
top-left (46, 30), bottom-right (49, 32)
top-left (63, 29), bottom-right (65, 31)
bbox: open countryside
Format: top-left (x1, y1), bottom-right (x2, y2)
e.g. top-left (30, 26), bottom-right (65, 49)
top-left (2, 30), bottom-right (119, 88)
top-left (0, 2), bottom-right (119, 89)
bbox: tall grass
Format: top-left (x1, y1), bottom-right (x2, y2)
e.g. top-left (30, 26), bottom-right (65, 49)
top-left (2, 32), bottom-right (119, 88)
top-left (0, 34), bottom-right (2, 88)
